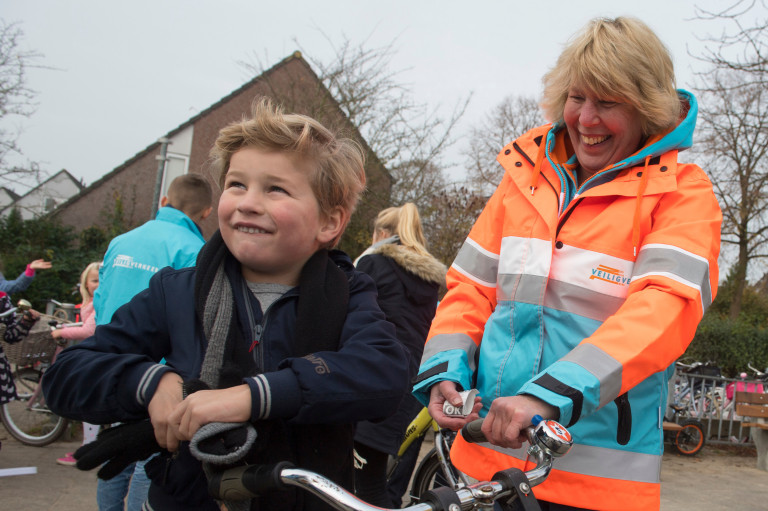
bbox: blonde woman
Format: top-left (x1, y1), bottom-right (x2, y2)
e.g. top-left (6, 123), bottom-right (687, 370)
top-left (353, 203), bottom-right (447, 507)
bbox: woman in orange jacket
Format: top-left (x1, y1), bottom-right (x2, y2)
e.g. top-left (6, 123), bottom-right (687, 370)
top-left (413, 17), bottom-right (722, 511)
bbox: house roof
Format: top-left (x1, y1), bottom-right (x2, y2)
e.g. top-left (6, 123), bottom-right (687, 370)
top-left (0, 169), bottom-right (84, 215)
top-left (51, 51), bottom-right (386, 213)
top-left (0, 187), bottom-right (21, 201)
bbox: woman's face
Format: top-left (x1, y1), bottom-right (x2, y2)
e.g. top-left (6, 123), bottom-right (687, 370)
top-left (563, 85), bottom-right (644, 179)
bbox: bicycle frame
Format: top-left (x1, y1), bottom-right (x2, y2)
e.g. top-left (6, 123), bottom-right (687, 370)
top-left (397, 407), bottom-right (438, 458)
top-left (388, 406), bottom-right (471, 494)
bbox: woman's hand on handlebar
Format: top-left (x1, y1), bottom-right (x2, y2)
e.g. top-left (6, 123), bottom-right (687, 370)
top-left (482, 395), bottom-right (559, 449)
top-left (427, 381), bottom-right (482, 430)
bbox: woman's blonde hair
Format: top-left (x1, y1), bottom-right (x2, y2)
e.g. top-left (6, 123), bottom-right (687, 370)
top-left (540, 16), bottom-right (680, 136)
top-left (79, 262), bottom-right (101, 303)
top-left (211, 98), bottom-right (366, 247)
top-left (374, 203), bottom-right (431, 258)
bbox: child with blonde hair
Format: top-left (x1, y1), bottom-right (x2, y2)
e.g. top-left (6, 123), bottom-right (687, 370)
top-left (52, 262), bottom-right (101, 466)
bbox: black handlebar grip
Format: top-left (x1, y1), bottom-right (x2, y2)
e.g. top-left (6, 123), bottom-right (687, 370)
top-left (209, 462), bottom-right (293, 501)
top-left (461, 419), bottom-right (487, 443)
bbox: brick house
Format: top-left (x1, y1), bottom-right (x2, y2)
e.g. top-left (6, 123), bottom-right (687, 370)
top-left (51, 52), bottom-right (390, 256)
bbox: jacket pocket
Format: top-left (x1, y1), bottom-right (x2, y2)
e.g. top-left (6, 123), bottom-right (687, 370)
top-left (615, 393), bottom-right (632, 445)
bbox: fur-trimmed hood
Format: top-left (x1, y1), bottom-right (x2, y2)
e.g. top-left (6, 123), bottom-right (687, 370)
top-left (368, 242), bottom-right (447, 286)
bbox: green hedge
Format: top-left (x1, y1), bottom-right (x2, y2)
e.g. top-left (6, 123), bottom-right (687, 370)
top-left (0, 210), bottom-right (112, 310)
top-left (686, 314), bottom-right (768, 378)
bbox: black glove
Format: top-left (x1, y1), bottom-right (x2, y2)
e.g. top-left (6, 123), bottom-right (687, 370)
top-left (74, 421), bottom-right (164, 480)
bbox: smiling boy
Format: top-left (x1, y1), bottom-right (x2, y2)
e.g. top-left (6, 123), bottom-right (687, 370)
top-left (43, 99), bottom-right (410, 511)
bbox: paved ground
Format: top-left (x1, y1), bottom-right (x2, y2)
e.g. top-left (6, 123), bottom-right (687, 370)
top-left (1, 426), bottom-right (768, 510)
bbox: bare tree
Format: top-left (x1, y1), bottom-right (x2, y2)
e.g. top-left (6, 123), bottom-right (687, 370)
top-left (693, 0), bottom-right (768, 317)
top-left (694, 0), bottom-right (767, 82)
top-left (464, 95), bottom-right (544, 195)
top-left (0, 20), bottom-right (43, 188)
top-left (299, 37), bottom-right (469, 207)
top-left (694, 68), bottom-right (768, 318)
top-left (421, 185), bottom-right (487, 267)
top-left (242, 36), bottom-right (470, 208)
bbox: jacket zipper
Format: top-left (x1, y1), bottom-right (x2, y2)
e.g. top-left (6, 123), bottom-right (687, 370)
top-left (242, 280), bottom-right (265, 372)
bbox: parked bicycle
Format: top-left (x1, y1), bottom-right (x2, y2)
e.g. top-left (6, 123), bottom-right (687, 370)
top-left (209, 415), bottom-right (573, 511)
top-left (663, 402), bottom-right (705, 456)
top-left (0, 302), bottom-right (71, 446)
top-left (673, 360), bottom-right (721, 419)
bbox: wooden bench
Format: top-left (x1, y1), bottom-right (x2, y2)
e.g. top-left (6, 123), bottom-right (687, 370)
top-left (735, 391), bottom-right (768, 471)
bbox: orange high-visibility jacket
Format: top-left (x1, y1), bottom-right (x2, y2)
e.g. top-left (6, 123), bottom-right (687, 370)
top-left (413, 90), bottom-right (721, 511)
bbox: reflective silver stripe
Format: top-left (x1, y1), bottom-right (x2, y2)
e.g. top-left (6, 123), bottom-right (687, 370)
top-left (452, 239), bottom-right (498, 288)
top-left (544, 280), bottom-right (625, 321)
top-left (497, 273), bottom-right (546, 304)
top-left (422, 333), bottom-right (477, 373)
top-left (136, 364), bottom-right (167, 406)
top-left (561, 344), bottom-right (623, 407)
top-left (481, 441), bottom-right (661, 483)
top-left (633, 244), bottom-right (712, 312)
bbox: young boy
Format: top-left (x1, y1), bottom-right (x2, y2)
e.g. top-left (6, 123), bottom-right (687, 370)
top-left (42, 99), bottom-right (410, 511)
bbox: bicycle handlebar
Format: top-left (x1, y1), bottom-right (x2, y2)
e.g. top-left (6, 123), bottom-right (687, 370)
top-left (0, 306), bottom-right (18, 319)
top-left (748, 362), bottom-right (768, 379)
top-left (208, 417), bottom-right (573, 510)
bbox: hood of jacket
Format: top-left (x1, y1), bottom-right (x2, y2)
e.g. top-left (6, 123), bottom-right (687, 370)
top-left (369, 242), bottom-right (447, 287)
top-left (567, 89), bottom-right (698, 193)
top-left (506, 89), bottom-right (699, 213)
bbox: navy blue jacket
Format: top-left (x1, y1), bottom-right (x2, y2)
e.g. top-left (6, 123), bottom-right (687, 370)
top-left (43, 251), bottom-right (409, 510)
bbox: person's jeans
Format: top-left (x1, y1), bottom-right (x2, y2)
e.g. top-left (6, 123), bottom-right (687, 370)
top-left (96, 463), bottom-right (134, 511)
top-left (126, 458), bottom-right (152, 510)
top-left (96, 457), bottom-right (153, 510)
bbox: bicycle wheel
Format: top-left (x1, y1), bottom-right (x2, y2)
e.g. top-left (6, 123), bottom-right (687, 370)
top-left (409, 447), bottom-right (465, 503)
top-left (674, 419), bottom-right (705, 456)
top-left (0, 366), bottom-right (69, 446)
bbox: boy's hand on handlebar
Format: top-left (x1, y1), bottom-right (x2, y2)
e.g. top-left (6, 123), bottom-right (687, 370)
top-left (169, 384), bottom-right (251, 441)
top-left (148, 372), bottom-right (184, 452)
top-left (482, 395), bottom-right (558, 449)
top-left (427, 381), bottom-right (482, 430)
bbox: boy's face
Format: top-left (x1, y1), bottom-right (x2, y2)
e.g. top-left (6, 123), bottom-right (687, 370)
top-left (218, 147), bottom-right (342, 286)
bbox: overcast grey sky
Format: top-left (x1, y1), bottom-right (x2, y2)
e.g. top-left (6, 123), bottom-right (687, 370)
top-left (2, 0), bottom-right (746, 192)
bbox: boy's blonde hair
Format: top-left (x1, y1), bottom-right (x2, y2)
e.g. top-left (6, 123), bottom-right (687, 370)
top-left (166, 174), bottom-right (213, 219)
top-left (79, 262), bottom-right (101, 303)
top-left (374, 203), bottom-right (431, 258)
top-left (541, 16), bottom-right (680, 137)
top-left (211, 98), bottom-right (366, 247)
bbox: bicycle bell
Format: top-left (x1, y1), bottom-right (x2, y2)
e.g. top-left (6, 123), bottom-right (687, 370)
top-left (17, 299), bottom-right (32, 311)
top-left (531, 415), bottom-right (573, 457)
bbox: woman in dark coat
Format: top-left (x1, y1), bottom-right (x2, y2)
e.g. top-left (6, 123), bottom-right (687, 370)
top-left (353, 203), bottom-right (446, 507)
